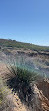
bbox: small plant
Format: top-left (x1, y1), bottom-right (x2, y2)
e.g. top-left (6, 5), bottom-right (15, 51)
top-left (0, 77), bottom-right (14, 111)
top-left (0, 89), bottom-right (3, 105)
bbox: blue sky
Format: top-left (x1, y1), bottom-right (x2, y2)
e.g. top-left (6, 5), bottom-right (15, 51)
top-left (0, 0), bottom-right (49, 46)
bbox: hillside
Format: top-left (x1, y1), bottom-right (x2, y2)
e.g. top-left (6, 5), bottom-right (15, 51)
top-left (0, 39), bottom-right (49, 111)
top-left (0, 39), bottom-right (49, 51)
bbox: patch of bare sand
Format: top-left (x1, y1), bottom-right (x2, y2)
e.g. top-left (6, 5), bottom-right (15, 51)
top-left (13, 94), bottom-right (29, 111)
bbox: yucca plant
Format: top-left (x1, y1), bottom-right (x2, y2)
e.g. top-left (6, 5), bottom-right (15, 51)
top-left (7, 65), bottom-right (40, 103)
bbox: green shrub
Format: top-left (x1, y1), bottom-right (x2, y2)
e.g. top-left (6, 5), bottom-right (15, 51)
top-left (7, 66), bottom-right (40, 103)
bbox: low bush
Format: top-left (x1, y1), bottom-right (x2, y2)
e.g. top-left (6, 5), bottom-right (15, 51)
top-left (7, 66), bottom-right (40, 105)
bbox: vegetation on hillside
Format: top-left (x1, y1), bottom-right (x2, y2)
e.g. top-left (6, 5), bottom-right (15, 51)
top-left (0, 39), bottom-right (49, 51)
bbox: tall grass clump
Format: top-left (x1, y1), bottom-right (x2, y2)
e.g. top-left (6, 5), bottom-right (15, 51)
top-left (7, 65), bottom-right (40, 105)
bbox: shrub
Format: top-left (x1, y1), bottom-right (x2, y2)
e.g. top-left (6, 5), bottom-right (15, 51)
top-left (7, 66), bottom-right (39, 104)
